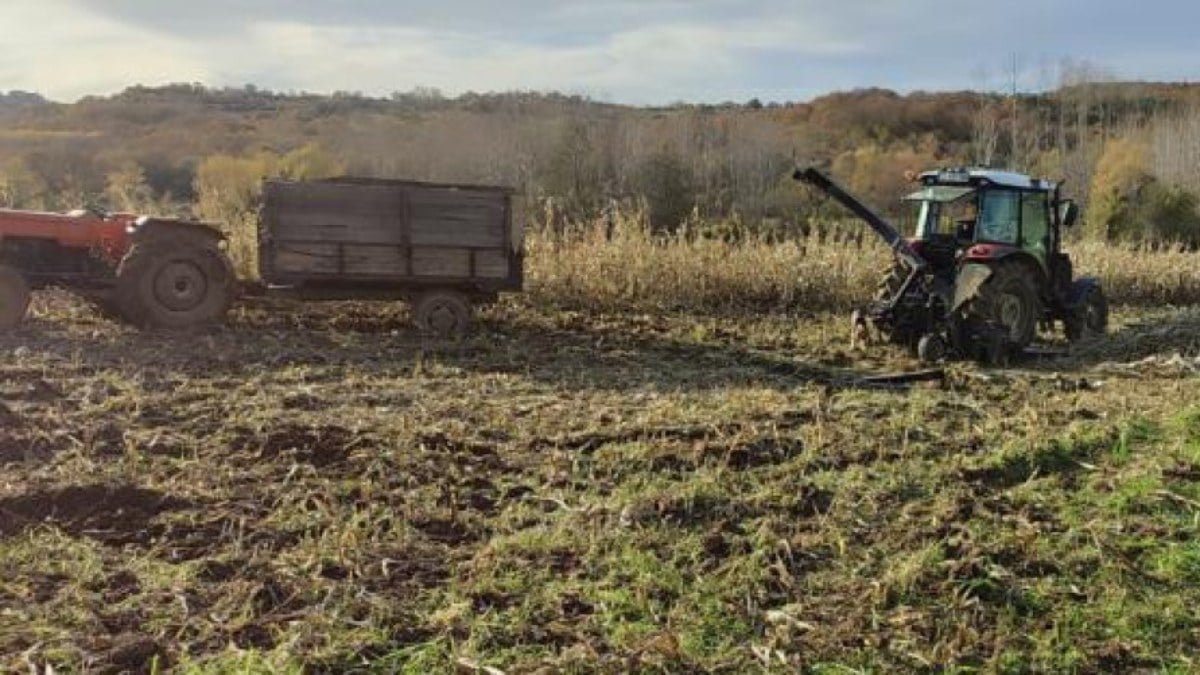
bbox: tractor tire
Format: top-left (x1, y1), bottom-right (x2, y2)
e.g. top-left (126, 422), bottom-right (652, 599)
top-left (967, 260), bottom-right (1040, 350)
top-left (412, 290), bottom-right (472, 338)
top-left (917, 333), bottom-right (947, 364)
top-left (0, 265), bottom-right (30, 331)
top-left (1065, 284), bottom-right (1108, 342)
top-left (871, 263), bottom-right (915, 346)
top-left (115, 239), bottom-right (235, 329)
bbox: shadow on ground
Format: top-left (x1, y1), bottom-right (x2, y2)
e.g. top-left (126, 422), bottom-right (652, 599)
top-left (0, 296), bottom-right (876, 394)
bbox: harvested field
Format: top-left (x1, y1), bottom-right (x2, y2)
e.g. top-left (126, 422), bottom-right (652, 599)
top-left (2, 241), bottom-right (1200, 672)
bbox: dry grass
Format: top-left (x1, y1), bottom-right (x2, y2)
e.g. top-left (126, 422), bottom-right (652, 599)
top-left (526, 213), bottom-right (1200, 315)
top-left (1072, 241), bottom-right (1200, 306)
top-left (527, 218), bottom-right (882, 315)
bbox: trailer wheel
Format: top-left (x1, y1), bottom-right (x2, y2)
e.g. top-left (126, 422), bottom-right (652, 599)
top-left (0, 265), bottom-right (30, 331)
top-left (413, 290), bottom-right (472, 337)
top-left (116, 239), bottom-right (235, 329)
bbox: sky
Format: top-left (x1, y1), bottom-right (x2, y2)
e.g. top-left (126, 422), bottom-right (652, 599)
top-left (1, 0), bottom-right (1198, 105)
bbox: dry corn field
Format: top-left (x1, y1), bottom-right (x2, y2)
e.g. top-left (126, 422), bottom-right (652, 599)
top-left (3, 225), bottom-right (1200, 673)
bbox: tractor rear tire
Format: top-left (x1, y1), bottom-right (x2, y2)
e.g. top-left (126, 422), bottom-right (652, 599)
top-left (968, 260), bottom-right (1040, 350)
top-left (1065, 285), bottom-right (1108, 342)
top-left (115, 239), bottom-right (235, 329)
top-left (0, 265), bottom-right (30, 331)
top-left (413, 290), bottom-right (472, 338)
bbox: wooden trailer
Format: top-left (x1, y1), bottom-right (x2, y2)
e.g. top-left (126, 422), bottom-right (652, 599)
top-left (259, 177), bottom-right (523, 336)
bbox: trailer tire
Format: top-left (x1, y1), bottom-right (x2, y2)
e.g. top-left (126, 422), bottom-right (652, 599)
top-left (413, 290), bottom-right (472, 338)
top-left (0, 265), bottom-right (30, 331)
top-left (116, 239), bottom-right (235, 329)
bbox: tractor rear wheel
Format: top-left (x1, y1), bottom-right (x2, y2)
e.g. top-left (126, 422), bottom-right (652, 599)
top-left (0, 265), bottom-right (30, 331)
top-left (969, 261), bottom-right (1040, 350)
top-left (115, 239), bottom-right (235, 329)
top-left (1065, 284), bottom-right (1108, 342)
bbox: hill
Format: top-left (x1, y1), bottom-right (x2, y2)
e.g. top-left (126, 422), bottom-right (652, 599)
top-left (0, 81), bottom-right (1199, 242)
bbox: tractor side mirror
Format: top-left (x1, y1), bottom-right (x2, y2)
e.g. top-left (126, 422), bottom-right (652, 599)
top-left (1059, 200), bottom-right (1079, 228)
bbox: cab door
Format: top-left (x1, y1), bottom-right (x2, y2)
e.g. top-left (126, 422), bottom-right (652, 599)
top-left (1020, 191), bottom-right (1050, 267)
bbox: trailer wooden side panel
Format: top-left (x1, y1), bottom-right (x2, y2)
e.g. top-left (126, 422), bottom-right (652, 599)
top-left (268, 182), bottom-right (402, 242)
top-left (409, 189), bottom-right (506, 248)
top-left (271, 242), bottom-right (411, 277)
top-left (259, 177), bottom-right (521, 292)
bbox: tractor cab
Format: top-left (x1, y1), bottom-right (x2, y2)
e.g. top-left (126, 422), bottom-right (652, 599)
top-left (903, 183), bottom-right (978, 272)
top-left (902, 168), bottom-right (1079, 285)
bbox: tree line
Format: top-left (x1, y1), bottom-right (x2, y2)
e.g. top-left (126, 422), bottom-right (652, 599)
top-left (0, 76), bottom-right (1198, 246)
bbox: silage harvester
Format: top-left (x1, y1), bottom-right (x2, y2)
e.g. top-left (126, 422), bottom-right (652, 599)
top-left (794, 166), bottom-right (1107, 363)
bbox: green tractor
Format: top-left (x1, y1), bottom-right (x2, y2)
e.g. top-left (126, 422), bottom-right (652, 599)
top-left (796, 167), bottom-right (1108, 363)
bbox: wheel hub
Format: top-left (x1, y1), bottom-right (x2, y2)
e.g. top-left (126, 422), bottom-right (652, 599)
top-left (153, 260), bottom-right (208, 312)
top-left (426, 302), bottom-right (459, 335)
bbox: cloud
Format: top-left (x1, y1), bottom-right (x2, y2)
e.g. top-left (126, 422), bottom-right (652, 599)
top-left (234, 14), bottom-right (863, 102)
top-left (0, 1), bottom-right (215, 98)
top-left (2, 0), bottom-right (1199, 103)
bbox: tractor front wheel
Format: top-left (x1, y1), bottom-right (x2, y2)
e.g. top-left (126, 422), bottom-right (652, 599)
top-left (0, 265), bottom-right (30, 331)
top-left (1065, 284), bottom-right (1108, 342)
top-left (969, 261), bottom-right (1040, 350)
top-left (871, 263), bottom-right (919, 346)
top-left (115, 239), bottom-right (235, 329)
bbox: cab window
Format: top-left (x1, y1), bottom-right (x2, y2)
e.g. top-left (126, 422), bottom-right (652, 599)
top-left (1021, 192), bottom-right (1049, 260)
top-left (978, 191), bottom-right (1020, 244)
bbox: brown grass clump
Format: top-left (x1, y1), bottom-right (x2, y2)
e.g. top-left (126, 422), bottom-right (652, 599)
top-left (527, 212), bottom-right (887, 315)
top-left (1072, 241), bottom-right (1200, 306)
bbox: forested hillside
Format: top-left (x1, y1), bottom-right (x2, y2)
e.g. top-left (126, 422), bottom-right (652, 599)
top-left (2, 79), bottom-right (1200, 245)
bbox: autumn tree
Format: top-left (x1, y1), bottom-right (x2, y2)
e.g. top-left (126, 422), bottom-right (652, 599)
top-left (0, 159), bottom-right (48, 209)
top-left (1087, 137), bottom-right (1153, 241)
top-left (104, 162), bottom-right (155, 212)
top-left (830, 138), bottom-right (943, 218)
top-left (633, 145), bottom-right (694, 232)
top-left (1088, 135), bottom-right (1200, 245)
top-left (194, 145), bottom-right (344, 277)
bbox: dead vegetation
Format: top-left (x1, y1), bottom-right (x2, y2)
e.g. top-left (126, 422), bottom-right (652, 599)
top-left (0, 229), bottom-right (1199, 672)
top-left (528, 215), bottom-right (1200, 315)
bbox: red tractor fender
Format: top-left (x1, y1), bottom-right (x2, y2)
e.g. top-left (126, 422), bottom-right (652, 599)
top-left (964, 243), bottom-right (1046, 276)
top-left (962, 243), bottom-right (1050, 297)
top-left (963, 242), bottom-right (1022, 262)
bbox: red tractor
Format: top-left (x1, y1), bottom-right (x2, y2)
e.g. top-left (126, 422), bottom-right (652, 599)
top-left (0, 207), bottom-right (235, 331)
top-left (795, 167), bottom-right (1107, 363)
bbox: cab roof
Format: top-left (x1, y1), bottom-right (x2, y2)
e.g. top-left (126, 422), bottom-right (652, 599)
top-left (919, 168), bottom-right (1056, 191)
top-left (903, 185), bottom-right (975, 203)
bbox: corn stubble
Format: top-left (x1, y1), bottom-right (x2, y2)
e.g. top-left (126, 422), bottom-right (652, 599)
top-left (0, 216), bottom-right (1199, 673)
